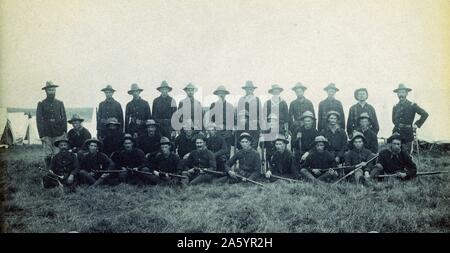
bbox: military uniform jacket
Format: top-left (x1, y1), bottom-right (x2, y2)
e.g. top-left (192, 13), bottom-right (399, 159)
top-left (209, 100), bottom-right (235, 130)
top-left (177, 97), bottom-right (203, 129)
top-left (356, 127), bottom-right (378, 154)
top-left (185, 149), bottom-right (217, 170)
top-left (50, 151), bottom-right (79, 176)
top-left (291, 126), bottom-right (319, 153)
top-left (237, 95), bottom-right (262, 129)
top-left (68, 127), bottom-right (91, 151)
top-left (318, 97), bottom-right (345, 131)
top-left (136, 133), bottom-right (162, 157)
top-left (102, 129), bottom-right (124, 157)
top-left (152, 152), bottom-right (182, 174)
top-left (347, 102), bottom-right (379, 136)
top-left (319, 127), bottom-right (348, 158)
top-left (80, 151), bottom-right (114, 172)
top-left (378, 148), bottom-right (417, 179)
top-left (263, 98), bottom-right (289, 126)
top-left (97, 98), bottom-right (124, 137)
top-left (174, 132), bottom-right (197, 158)
top-left (226, 148), bottom-right (261, 173)
top-left (36, 98), bottom-right (67, 138)
top-left (303, 150), bottom-right (337, 171)
top-left (392, 100), bottom-right (429, 143)
top-left (206, 134), bottom-right (229, 158)
top-left (152, 95), bottom-right (177, 120)
top-left (112, 148), bottom-right (148, 170)
top-left (269, 149), bottom-right (297, 176)
top-left (344, 148), bottom-right (376, 172)
top-left (289, 97), bottom-right (316, 132)
top-left (125, 97), bottom-right (152, 135)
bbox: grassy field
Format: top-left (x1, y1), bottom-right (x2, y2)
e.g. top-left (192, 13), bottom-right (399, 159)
top-left (1, 145), bottom-right (450, 233)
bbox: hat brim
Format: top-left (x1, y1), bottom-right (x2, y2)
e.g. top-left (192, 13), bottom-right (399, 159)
top-left (358, 116), bottom-right (371, 121)
top-left (274, 138), bottom-right (289, 144)
top-left (160, 141), bottom-right (173, 146)
top-left (268, 88), bottom-right (284, 94)
top-left (351, 135), bottom-right (367, 143)
top-left (122, 137), bottom-right (135, 144)
top-left (42, 85), bottom-right (59, 90)
top-left (157, 86), bottom-right (173, 92)
top-left (324, 87), bottom-right (339, 91)
top-left (393, 88), bottom-right (412, 93)
top-left (238, 135), bottom-right (253, 142)
top-left (101, 88), bottom-right (116, 92)
top-left (327, 113), bottom-right (340, 120)
top-left (128, 89), bottom-right (143, 94)
top-left (68, 119), bottom-right (84, 124)
top-left (84, 139), bottom-right (102, 147)
top-left (106, 122), bottom-right (121, 126)
top-left (313, 140), bottom-right (328, 145)
top-left (54, 139), bottom-right (69, 147)
top-left (292, 86), bottom-right (307, 91)
top-left (300, 115), bottom-right (316, 121)
top-left (242, 86), bottom-right (257, 89)
top-left (213, 90), bottom-right (230, 95)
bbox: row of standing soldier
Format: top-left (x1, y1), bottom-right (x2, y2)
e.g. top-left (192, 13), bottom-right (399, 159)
top-left (36, 80), bottom-right (428, 188)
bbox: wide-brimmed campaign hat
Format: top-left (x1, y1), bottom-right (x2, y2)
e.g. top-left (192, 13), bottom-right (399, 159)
top-left (326, 110), bottom-right (341, 120)
top-left (84, 138), bottom-right (103, 148)
top-left (183, 83), bottom-right (198, 92)
top-left (128, 83), bottom-right (143, 94)
top-left (68, 114), bottom-right (84, 124)
top-left (238, 132), bottom-right (253, 142)
top-left (160, 136), bottom-right (173, 146)
top-left (300, 111), bottom-right (316, 121)
top-left (242, 80), bottom-right (257, 90)
top-left (324, 83), bottom-right (339, 91)
top-left (350, 131), bottom-right (366, 143)
top-left (42, 81), bottom-right (59, 90)
top-left (387, 133), bottom-right (403, 144)
top-left (274, 134), bottom-right (289, 144)
top-left (53, 137), bottom-right (70, 147)
top-left (122, 133), bottom-right (135, 144)
top-left (358, 112), bottom-right (371, 122)
top-left (268, 84), bottom-right (284, 94)
top-left (145, 119), bottom-right (158, 126)
top-left (354, 88), bottom-right (368, 100)
top-left (291, 82), bottom-right (307, 91)
top-left (157, 81), bottom-right (172, 92)
top-left (105, 117), bottom-right (121, 125)
top-left (393, 83), bottom-right (412, 93)
top-left (213, 85), bottom-right (230, 95)
top-left (313, 135), bottom-right (328, 145)
top-left (194, 133), bottom-right (208, 142)
top-left (101, 85), bottom-right (116, 92)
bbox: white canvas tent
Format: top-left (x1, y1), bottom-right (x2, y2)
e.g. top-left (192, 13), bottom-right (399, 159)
top-left (1, 108), bottom-right (41, 145)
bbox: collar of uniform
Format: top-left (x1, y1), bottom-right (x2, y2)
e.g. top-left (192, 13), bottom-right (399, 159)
top-left (132, 97), bottom-right (141, 101)
top-left (271, 96), bottom-right (283, 105)
top-left (105, 98), bottom-right (115, 103)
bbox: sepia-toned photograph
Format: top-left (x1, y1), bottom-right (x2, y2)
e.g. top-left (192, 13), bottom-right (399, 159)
top-left (1, 0), bottom-right (449, 238)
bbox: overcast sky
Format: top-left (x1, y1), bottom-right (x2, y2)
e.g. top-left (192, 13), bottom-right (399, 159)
top-left (0, 0), bottom-right (449, 140)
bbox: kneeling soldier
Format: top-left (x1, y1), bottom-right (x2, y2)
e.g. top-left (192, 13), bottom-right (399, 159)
top-left (226, 132), bottom-right (262, 181)
top-left (150, 137), bottom-right (184, 185)
top-left (376, 133), bottom-right (417, 180)
top-left (112, 134), bottom-right (155, 185)
top-left (184, 133), bottom-right (220, 185)
top-left (42, 137), bottom-right (79, 189)
top-left (265, 135), bottom-right (299, 181)
top-left (78, 138), bottom-right (116, 186)
top-left (343, 132), bottom-right (380, 185)
top-left (300, 136), bottom-right (338, 182)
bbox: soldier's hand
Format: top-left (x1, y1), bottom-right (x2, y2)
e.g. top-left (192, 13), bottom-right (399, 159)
top-left (101, 173), bottom-right (109, 178)
top-left (171, 131), bottom-right (177, 138)
top-left (328, 168), bottom-right (337, 175)
top-left (183, 153), bottom-right (190, 160)
top-left (265, 171), bottom-right (272, 178)
top-left (228, 170), bottom-right (237, 179)
top-left (335, 157), bottom-right (340, 164)
top-left (364, 171), bottom-right (370, 179)
top-left (133, 133), bottom-right (139, 139)
top-left (154, 171), bottom-right (160, 176)
top-left (312, 169), bottom-right (320, 175)
top-left (398, 172), bottom-right (407, 179)
top-left (88, 172), bottom-right (95, 177)
top-left (188, 168), bottom-right (195, 174)
top-left (301, 152), bottom-right (309, 161)
top-left (165, 173), bottom-right (170, 179)
top-left (136, 119), bottom-right (142, 125)
top-left (297, 132), bottom-right (302, 138)
top-left (67, 174), bottom-right (74, 184)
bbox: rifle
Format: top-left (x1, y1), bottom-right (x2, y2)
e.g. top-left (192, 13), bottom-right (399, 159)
top-left (154, 170), bottom-right (188, 179)
top-left (93, 169), bottom-right (127, 173)
top-left (201, 168), bottom-right (264, 186)
top-left (234, 173), bottom-right (265, 187)
top-left (39, 167), bottom-right (64, 188)
top-left (332, 154), bottom-right (379, 185)
top-left (376, 171), bottom-right (449, 178)
top-left (261, 139), bottom-right (267, 174)
top-left (271, 174), bottom-right (301, 183)
top-left (318, 165), bottom-right (355, 172)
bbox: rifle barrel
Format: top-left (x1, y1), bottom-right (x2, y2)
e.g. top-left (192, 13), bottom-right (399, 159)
top-left (271, 174), bottom-right (301, 183)
top-left (235, 174), bottom-right (264, 187)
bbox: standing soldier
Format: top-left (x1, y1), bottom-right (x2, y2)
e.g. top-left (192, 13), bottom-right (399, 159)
top-left (318, 83), bottom-right (345, 132)
top-left (347, 88), bottom-right (379, 137)
top-left (102, 117), bottom-right (124, 157)
top-left (177, 83), bottom-right (203, 130)
top-left (36, 81), bottom-right (67, 169)
top-left (209, 85), bottom-right (235, 147)
top-left (136, 119), bottom-right (162, 161)
top-left (319, 111), bottom-right (348, 165)
top-left (236, 81), bottom-right (261, 134)
top-left (152, 81), bottom-right (177, 139)
top-left (97, 85), bottom-right (124, 141)
top-left (299, 136), bottom-right (338, 183)
top-left (42, 137), bottom-right (79, 189)
top-left (263, 84), bottom-right (289, 135)
top-left (67, 114), bottom-right (91, 154)
top-left (264, 135), bottom-right (299, 181)
top-left (392, 84), bottom-right (429, 153)
top-left (125, 83), bottom-right (152, 138)
top-left (356, 112), bottom-right (378, 154)
top-left (289, 82), bottom-right (315, 139)
top-left (291, 111), bottom-right (319, 166)
top-left (226, 133), bottom-right (262, 181)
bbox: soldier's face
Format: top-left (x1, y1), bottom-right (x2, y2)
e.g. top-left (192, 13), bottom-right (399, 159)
top-left (185, 129), bottom-right (194, 136)
top-left (45, 88), bottom-right (56, 98)
top-left (303, 117), bottom-right (313, 128)
top-left (196, 139), bottom-right (206, 149)
top-left (147, 125), bottom-right (156, 135)
top-left (269, 119), bottom-right (278, 129)
top-left (72, 121), bottom-right (82, 129)
top-left (58, 142), bottom-right (69, 151)
top-left (357, 91), bottom-right (368, 101)
top-left (397, 90), bottom-right (408, 100)
top-left (161, 144), bottom-right (171, 154)
top-left (240, 138), bottom-right (251, 149)
top-left (207, 129), bottom-right (216, 136)
top-left (108, 124), bottom-right (118, 130)
top-left (217, 92), bottom-right (227, 100)
top-left (328, 115), bottom-right (338, 125)
top-left (104, 91), bottom-right (114, 99)
top-left (275, 141), bottom-right (286, 152)
top-left (244, 88), bottom-right (255, 95)
top-left (315, 142), bottom-right (325, 152)
top-left (160, 87), bottom-right (169, 96)
top-left (391, 139), bottom-right (402, 153)
top-left (88, 143), bottom-right (98, 153)
top-left (353, 138), bottom-right (364, 150)
top-left (271, 89), bottom-right (281, 96)
top-left (359, 118), bottom-right (370, 128)
top-left (131, 90), bottom-right (141, 99)
top-left (326, 89), bottom-right (336, 97)
top-left (294, 88), bottom-right (305, 97)
top-left (186, 89), bottom-right (195, 97)
top-left (123, 140), bottom-right (134, 151)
